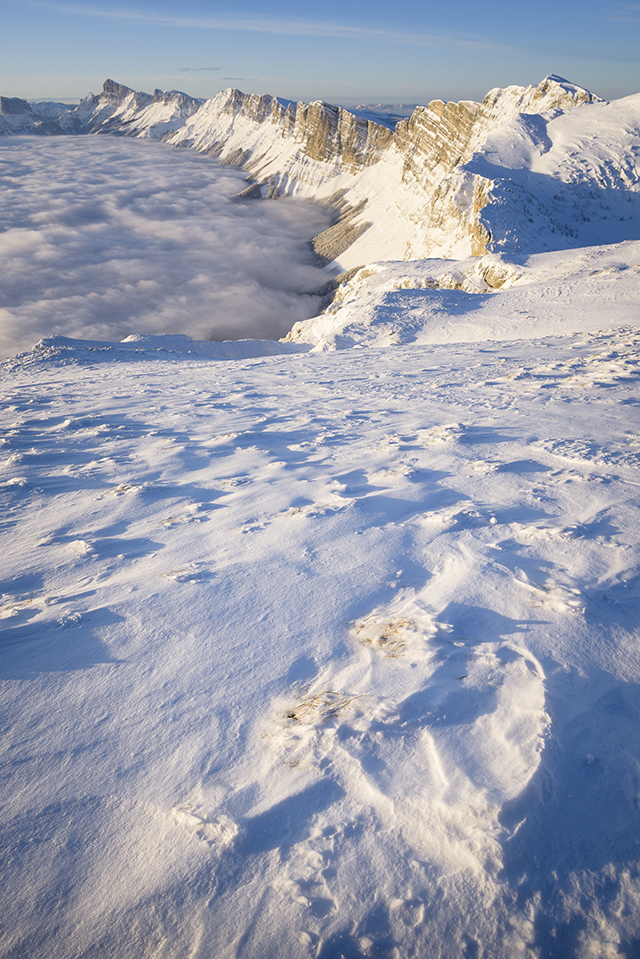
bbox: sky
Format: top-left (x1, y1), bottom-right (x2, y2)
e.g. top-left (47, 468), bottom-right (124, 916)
top-left (0, 0), bottom-right (639, 106)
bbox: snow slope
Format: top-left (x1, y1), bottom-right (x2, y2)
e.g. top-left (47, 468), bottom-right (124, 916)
top-left (1, 278), bottom-right (640, 957)
top-left (285, 240), bottom-right (640, 350)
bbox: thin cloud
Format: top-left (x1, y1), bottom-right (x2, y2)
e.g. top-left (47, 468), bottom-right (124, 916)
top-left (610, 2), bottom-right (640, 16)
top-left (29, 1), bottom-right (518, 51)
top-left (180, 67), bottom-right (223, 73)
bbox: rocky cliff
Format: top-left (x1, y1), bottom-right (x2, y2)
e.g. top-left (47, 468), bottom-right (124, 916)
top-left (163, 75), bottom-right (610, 266)
top-left (3, 75), bottom-right (637, 269)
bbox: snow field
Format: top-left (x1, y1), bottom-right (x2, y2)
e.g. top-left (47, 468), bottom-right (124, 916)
top-left (1, 322), bottom-right (640, 957)
top-left (285, 241), bottom-right (640, 350)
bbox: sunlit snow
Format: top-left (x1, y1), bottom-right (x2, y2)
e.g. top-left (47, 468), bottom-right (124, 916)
top-left (1, 80), bottom-right (640, 959)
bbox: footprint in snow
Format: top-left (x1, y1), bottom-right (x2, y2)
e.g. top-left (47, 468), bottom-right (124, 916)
top-left (173, 805), bottom-right (240, 848)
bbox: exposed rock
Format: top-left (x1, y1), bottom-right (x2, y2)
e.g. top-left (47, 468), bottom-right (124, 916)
top-left (2, 73), bottom-right (621, 266)
top-left (102, 78), bottom-right (136, 101)
top-left (311, 199), bottom-right (371, 264)
top-left (235, 182), bottom-right (263, 199)
top-left (221, 147), bottom-right (251, 167)
top-left (1, 96), bottom-right (33, 116)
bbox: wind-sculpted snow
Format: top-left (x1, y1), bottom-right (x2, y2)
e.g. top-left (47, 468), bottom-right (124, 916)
top-left (0, 136), bottom-right (334, 359)
top-left (1, 316), bottom-right (640, 958)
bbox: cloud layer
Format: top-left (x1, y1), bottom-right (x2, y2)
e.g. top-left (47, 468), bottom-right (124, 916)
top-left (0, 137), bottom-right (335, 359)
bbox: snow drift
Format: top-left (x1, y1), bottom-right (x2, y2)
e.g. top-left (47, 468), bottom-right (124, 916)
top-left (1, 71), bottom-right (640, 959)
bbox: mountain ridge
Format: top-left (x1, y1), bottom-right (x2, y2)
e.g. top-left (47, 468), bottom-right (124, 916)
top-left (2, 76), bottom-right (638, 268)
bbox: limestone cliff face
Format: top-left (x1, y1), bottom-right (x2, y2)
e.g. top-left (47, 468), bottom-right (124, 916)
top-left (394, 98), bottom-right (481, 186)
top-left (166, 75), bottom-right (603, 264)
top-left (172, 88), bottom-right (394, 177)
top-left (0, 74), bottom-right (613, 265)
top-left (291, 100), bottom-right (394, 171)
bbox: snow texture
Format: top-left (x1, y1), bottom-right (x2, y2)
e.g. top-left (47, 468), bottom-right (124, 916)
top-left (1, 76), bottom-right (640, 959)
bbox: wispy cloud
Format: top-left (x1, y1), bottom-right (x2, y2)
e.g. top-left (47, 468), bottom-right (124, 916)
top-left (180, 67), bottom-right (222, 73)
top-left (610, 3), bottom-right (640, 17)
top-left (30, 1), bottom-right (517, 51)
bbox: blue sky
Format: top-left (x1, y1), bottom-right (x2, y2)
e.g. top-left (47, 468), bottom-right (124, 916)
top-left (1, 0), bottom-right (639, 105)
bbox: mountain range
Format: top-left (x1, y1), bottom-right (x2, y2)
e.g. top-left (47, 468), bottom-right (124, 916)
top-left (2, 75), bottom-right (639, 273)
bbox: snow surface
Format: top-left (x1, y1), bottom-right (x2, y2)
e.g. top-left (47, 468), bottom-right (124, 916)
top-left (2, 269), bottom-right (640, 956)
top-left (285, 242), bottom-right (640, 350)
top-left (1, 76), bottom-right (640, 959)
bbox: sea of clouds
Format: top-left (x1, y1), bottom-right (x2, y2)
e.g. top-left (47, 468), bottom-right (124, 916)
top-left (0, 136), bottom-right (336, 359)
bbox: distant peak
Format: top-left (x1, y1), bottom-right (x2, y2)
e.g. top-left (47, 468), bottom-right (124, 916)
top-left (102, 78), bottom-right (135, 100)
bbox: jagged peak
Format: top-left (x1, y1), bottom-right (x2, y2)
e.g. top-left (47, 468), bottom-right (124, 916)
top-left (101, 78), bottom-right (136, 101)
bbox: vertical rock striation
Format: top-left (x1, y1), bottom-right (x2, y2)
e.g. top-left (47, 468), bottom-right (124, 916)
top-left (2, 74), bottom-right (623, 266)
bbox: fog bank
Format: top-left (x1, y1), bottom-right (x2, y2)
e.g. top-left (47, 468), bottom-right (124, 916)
top-left (0, 137), bottom-right (336, 359)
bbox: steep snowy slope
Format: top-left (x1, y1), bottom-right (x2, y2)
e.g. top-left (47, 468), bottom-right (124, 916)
top-left (468, 93), bottom-right (640, 255)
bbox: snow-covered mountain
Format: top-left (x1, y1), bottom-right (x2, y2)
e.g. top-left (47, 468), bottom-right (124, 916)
top-left (3, 75), bottom-right (639, 269)
top-left (58, 79), bottom-right (205, 138)
top-left (0, 80), bottom-right (204, 139)
top-left (0, 96), bottom-right (74, 135)
top-left (2, 73), bottom-right (640, 959)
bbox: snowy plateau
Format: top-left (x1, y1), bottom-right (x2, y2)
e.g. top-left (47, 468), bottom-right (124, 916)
top-left (1, 73), bottom-right (640, 959)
